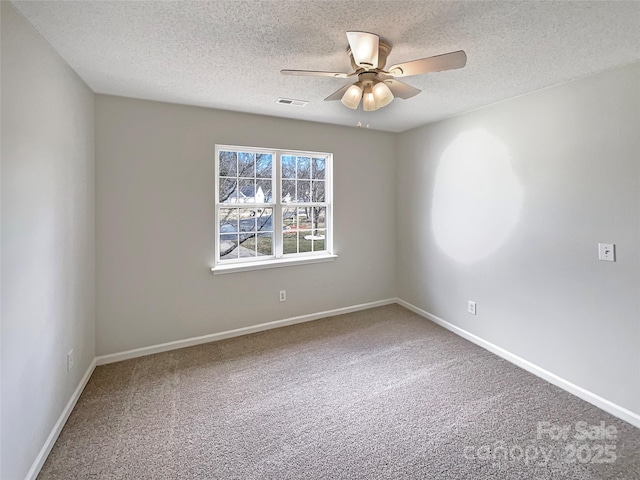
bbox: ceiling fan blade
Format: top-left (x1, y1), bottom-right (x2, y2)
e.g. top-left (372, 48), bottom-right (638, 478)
top-left (384, 79), bottom-right (422, 99)
top-left (387, 50), bottom-right (467, 77)
top-left (324, 84), bottom-right (352, 101)
top-left (346, 31), bottom-right (379, 69)
top-left (281, 69), bottom-right (351, 78)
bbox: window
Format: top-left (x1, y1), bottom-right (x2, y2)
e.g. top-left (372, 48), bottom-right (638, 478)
top-left (213, 145), bottom-right (334, 273)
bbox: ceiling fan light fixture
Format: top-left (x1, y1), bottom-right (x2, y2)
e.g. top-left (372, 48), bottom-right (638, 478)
top-left (362, 85), bottom-right (377, 112)
top-left (341, 83), bottom-right (363, 109)
top-left (372, 81), bottom-right (394, 109)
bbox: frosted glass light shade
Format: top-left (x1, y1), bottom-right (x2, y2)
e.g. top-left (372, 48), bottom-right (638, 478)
top-left (363, 85), bottom-right (377, 112)
top-left (341, 84), bottom-right (363, 109)
top-left (372, 81), bottom-right (394, 109)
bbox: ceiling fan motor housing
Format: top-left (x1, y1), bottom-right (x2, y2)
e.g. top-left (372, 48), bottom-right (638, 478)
top-left (348, 39), bottom-right (392, 71)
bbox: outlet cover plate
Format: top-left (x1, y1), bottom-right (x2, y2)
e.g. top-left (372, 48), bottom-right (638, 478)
top-left (468, 301), bottom-right (476, 315)
top-left (67, 350), bottom-right (74, 371)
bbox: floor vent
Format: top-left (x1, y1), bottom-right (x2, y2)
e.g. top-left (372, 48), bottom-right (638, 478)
top-left (276, 98), bottom-right (308, 107)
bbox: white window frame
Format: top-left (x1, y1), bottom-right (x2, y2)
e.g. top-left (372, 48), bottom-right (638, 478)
top-left (212, 145), bottom-right (336, 274)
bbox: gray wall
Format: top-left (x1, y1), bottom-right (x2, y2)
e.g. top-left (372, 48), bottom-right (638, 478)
top-left (1, 3), bottom-right (95, 480)
top-left (95, 96), bottom-right (397, 355)
top-left (397, 63), bottom-right (640, 414)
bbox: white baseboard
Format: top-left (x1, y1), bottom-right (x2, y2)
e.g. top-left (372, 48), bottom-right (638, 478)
top-left (25, 358), bottom-right (97, 480)
top-left (96, 298), bottom-right (397, 366)
top-left (396, 298), bottom-right (640, 429)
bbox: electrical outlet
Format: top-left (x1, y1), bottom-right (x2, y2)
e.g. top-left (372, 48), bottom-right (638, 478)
top-left (67, 350), bottom-right (74, 371)
top-left (468, 301), bottom-right (476, 315)
top-left (279, 290), bottom-right (286, 302)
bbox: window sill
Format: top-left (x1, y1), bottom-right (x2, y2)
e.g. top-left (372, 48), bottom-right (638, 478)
top-left (211, 254), bottom-right (338, 275)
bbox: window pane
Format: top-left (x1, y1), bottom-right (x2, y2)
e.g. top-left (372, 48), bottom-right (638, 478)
top-left (313, 233), bottom-right (325, 252)
top-left (239, 233), bottom-right (257, 257)
top-left (311, 180), bottom-right (325, 202)
top-left (256, 208), bottom-right (273, 232)
top-left (282, 180), bottom-right (295, 203)
top-left (238, 152), bottom-right (255, 177)
top-left (257, 233), bottom-right (273, 256)
top-left (256, 154), bottom-right (272, 178)
top-left (297, 208), bottom-right (310, 229)
top-left (238, 179), bottom-right (255, 203)
top-left (242, 234), bottom-right (258, 255)
top-left (312, 158), bottom-right (325, 179)
top-left (283, 231), bottom-right (297, 254)
top-left (239, 209), bottom-right (256, 232)
top-left (282, 155), bottom-right (296, 179)
top-left (219, 208), bottom-right (238, 232)
top-left (297, 157), bottom-right (311, 179)
top-left (256, 179), bottom-right (271, 203)
top-left (311, 207), bottom-right (326, 229)
top-left (219, 151), bottom-right (237, 177)
top-left (220, 234), bottom-right (238, 259)
top-left (219, 178), bottom-right (237, 203)
top-left (296, 180), bottom-right (310, 202)
top-left (283, 207), bottom-right (296, 229)
top-left (299, 232), bottom-right (312, 252)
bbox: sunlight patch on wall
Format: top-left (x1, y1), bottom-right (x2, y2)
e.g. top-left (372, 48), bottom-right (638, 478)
top-left (431, 129), bottom-right (523, 264)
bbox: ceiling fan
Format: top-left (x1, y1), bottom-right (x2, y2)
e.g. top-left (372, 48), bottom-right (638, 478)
top-left (281, 31), bottom-right (467, 112)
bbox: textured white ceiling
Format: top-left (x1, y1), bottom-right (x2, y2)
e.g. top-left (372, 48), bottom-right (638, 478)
top-left (11, 0), bottom-right (640, 132)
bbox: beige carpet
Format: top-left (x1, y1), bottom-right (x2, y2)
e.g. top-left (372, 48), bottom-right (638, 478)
top-left (38, 305), bottom-right (640, 479)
